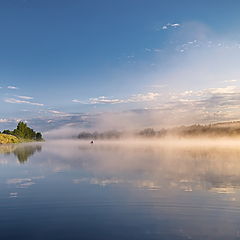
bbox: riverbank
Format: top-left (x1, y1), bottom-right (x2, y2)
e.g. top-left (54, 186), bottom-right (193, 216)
top-left (0, 133), bottom-right (44, 144)
top-left (0, 134), bottom-right (21, 144)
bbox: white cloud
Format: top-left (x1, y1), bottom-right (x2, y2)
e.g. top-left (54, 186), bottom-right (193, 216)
top-left (89, 96), bottom-right (125, 104)
top-left (128, 92), bottom-right (160, 102)
top-left (16, 95), bottom-right (33, 100)
top-left (4, 98), bottom-right (44, 106)
top-left (145, 48), bottom-right (152, 52)
top-left (151, 84), bottom-right (167, 88)
top-left (223, 79), bottom-right (238, 83)
top-left (48, 110), bottom-right (64, 114)
top-left (0, 118), bottom-right (10, 123)
top-left (170, 23), bottom-right (180, 27)
top-left (7, 86), bottom-right (18, 90)
top-left (161, 23), bottom-right (181, 30)
top-left (72, 99), bottom-right (85, 103)
top-left (72, 92), bottom-right (160, 105)
top-left (48, 110), bottom-right (70, 117)
top-left (206, 85), bottom-right (237, 94)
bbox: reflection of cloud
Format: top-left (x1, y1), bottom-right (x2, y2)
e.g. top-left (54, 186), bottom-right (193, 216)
top-left (73, 177), bottom-right (161, 190)
top-left (136, 180), bottom-right (161, 190)
top-left (73, 178), bottom-right (123, 186)
top-left (40, 140), bottom-right (240, 194)
top-left (19, 182), bottom-right (35, 188)
top-left (6, 176), bottom-right (44, 188)
top-left (7, 178), bottom-right (35, 188)
top-left (9, 192), bottom-right (18, 198)
top-left (209, 187), bottom-right (236, 194)
top-left (3, 140), bottom-right (240, 194)
top-left (7, 178), bottom-right (32, 184)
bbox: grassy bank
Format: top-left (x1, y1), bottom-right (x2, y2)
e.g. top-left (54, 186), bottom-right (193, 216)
top-left (0, 134), bottom-right (21, 144)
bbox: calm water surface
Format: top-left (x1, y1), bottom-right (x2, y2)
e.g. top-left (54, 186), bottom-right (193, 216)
top-left (1, 139), bottom-right (240, 240)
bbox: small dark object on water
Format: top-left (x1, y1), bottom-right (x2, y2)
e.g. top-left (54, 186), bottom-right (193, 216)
top-left (90, 140), bottom-right (94, 144)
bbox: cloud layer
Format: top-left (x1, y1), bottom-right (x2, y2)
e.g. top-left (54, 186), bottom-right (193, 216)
top-left (5, 98), bottom-right (44, 106)
top-left (73, 92), bottom-right (160, 105)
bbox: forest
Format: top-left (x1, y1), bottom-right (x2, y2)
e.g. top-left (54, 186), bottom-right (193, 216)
top-left (77, 122), bottom-right (240, 139)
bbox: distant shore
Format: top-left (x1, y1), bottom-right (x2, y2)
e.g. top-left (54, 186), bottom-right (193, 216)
top-left (76, 122), bottom-right (240, 140)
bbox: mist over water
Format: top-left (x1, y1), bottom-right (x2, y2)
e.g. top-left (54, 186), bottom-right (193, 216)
top-left (1, 139), bottom-right (240, 239)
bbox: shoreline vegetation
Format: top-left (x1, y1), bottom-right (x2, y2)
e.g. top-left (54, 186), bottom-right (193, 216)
top-left (0, 122), bottom-right (43, 144)
top-left (77, 121), bottom-right (240, 140)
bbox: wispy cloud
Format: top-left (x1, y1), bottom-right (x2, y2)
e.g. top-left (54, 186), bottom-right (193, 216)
top-left (14, 84), bottom-right (240, 132)
top-left (48, 110), bottom-right (64, 114)
top-left (89, 96), bottom-right (125, 104)
top-left (151, 84), bottom-right (167, 88)
top-left (0, 118), bottom-right (10, 123)
top-left (144, 48), bottom-right (162, 53)
top-left (171, 23), bottom-right (180, 27)
top-left (7, 86), bottom-right (18, 90)
top-left (176, 38), bottom-right (240, 54)
top-left (161, 23), bottom-right (181, 30)
top-left (72, 97), bottom-right (124, 104)
top-left (222, 79), bottom-right (238, 83)
top-left (4, 98), bottom-right (44, 106)
top-left (129, 92), bottom-right (160, 102)
top-left (48, 110), bottom-right (70, 117)
top-left (72, 92), bottom-right (160, 105)
top-left (16, 95), bottom-right (33, 100)
top-left (72, 99), bottom-right (85, 104)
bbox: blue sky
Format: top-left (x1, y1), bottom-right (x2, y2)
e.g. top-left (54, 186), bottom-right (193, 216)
top-left (2, 0), bottom-right (240, 130)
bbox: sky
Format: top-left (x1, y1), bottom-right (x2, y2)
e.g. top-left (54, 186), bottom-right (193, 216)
top-left (2, 0), bottom-right (240, 131)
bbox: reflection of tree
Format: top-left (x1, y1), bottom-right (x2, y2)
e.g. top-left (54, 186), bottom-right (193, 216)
top-left (0, 144), bottom-right (42, 163)
top-left (13, 145), bottom-right (42, 163)
top-left (0, 144), bottom-right (16, 155)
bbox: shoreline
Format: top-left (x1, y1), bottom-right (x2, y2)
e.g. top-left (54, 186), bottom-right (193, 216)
top-left (0, 133), bottom-right (43, 144)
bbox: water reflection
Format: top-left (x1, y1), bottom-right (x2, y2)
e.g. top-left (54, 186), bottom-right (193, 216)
top-left (0, 143), bottom-right (42, 163)
top-left (3, 140), bottom-right (238, 193)
top-left (2, 140), bottom-right (240, 192)
top-left (1, 140), bottom-right (240, 239)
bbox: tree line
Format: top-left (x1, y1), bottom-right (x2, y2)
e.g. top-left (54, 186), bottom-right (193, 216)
top-left (0, 122), bottom-right (43, 141)
top-left (77, 123), bottom-right (240, 139)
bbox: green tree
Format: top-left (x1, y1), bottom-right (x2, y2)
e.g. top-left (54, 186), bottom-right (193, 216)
top-left (11, 122), bottom-right (43, 141)
top-left (36, 132), bottom-right (43, 141)
top-left (2, 130), bottom-right (12, 135)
